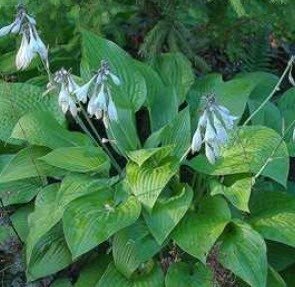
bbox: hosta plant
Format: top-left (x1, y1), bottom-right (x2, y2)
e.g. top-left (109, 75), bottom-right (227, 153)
top-left (0, 6), bottom-right (295, 287)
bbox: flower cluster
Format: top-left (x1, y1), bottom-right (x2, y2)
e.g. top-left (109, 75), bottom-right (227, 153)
top-left (191, 94), bottom-right (238, 164)
top-left (50, 60), bottom-right (120, 127)
top-left (0, 5), bottom-right (48, 70)
top-left (75, 60), bottom-right (120, 125)
top-left (52, 68), bottom-right (80, 117)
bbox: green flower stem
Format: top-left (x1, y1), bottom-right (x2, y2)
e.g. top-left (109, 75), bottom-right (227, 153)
top-left (243, 56), bottom-right (294, 127)
top-left (77, 103), bottom-right (123, 176)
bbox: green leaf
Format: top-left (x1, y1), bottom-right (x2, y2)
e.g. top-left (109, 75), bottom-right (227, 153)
top-left (238, 72), bottom-right (279, 102)
top-left (143, 185), bottom-right (193, 244)
top-left (135, 61), bottom-right (178, 132)
top-left (267, 266), bottom-right (286, 287)
top-left (63, 192), bottom-right (141, 258)
top-left (126, 148), bottom-right (179, 210)
top-left (0, 177), bottom-right (43, 206)
top-left (75, 255), bottom-right (110, 287)
top-left (278, 87), bottom-right (295, 156)
top-left (0, 146), bottom-right (65, 183)
top-left (145, 108), bottom-right (191, 159)
top-left (248, 100), bottom-right (282, 133)
top-left (107, 108), bottom-right (141, 152)
top-left (165, 262), bottom-right (214, 287)
top-left (210, 175), bottom-right (252, 212)
top-left (248, 191), bottom-right (295, 247)
top-left (40, 146), bottom-right (110, 173)
top-left (173, 196), bottom-right (231, 263)
top-left (10, 205), bottom-right (33, 241)
top-left (113, 219), bottom-right (161, 278)
top-left (51, 278), bottom-right (73, 287)
top-left (98, 262), bottom-right (165, 287)
top-left (26, 184), bottom-right (62, 263)
top-left (0, 82), bottom-right (63, 143)
top-left (219, 220), bottom-right (267, 287)
top-left (27, 175), bottom-right (111, 263)
top-left (11, 111), bottom-right (92, 149)
top-left (189, 126), bottom-right (289, 186)
top-left (151, 53), bottom-right (195, 104)
top-left (267, 241), bottom-right (295, 271)
top-left (27, 224), bottom-right (72, 281)
top-left (81, 30), bottom-right (146, 111)
top-left (281, 264), bottom-right (295, 287)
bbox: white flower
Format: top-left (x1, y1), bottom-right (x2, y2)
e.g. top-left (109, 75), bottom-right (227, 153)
top-left (191, 94), bottom-right (237, 164)
top-left (191, 126), bottom-right (202, 153)
top-left (213, 113), bottom-right (228, 144)
top-left (29, 26), bottom-right (48, 64)
top-left (109, 72), bottom-right (121, 86)
top-left (108, 98), bottom-right (118, 121)
top-left (204, 120), bottom-right (216, 142)
top-left (83, 60), bottom-right (120, 125)
top-left (73, 76), bottom-right (95, 103)
top-left (58, 83), bottom-right (77, 117)
top-left (205, 143), bottom-right (216, 164)
top-left (15, 32), bottom-right (34, 70)
top-left (0, 7), bottom-right (48, 71)
top-left (0, 22), bottom-right (16, 37)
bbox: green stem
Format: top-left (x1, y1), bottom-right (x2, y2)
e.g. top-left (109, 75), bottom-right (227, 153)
top-left (243, 56), bottom-right (294, 127)
top-left (78, 103), bottom-right (123, 176)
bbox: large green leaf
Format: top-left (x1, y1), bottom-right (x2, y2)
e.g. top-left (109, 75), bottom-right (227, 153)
top-left (237, 72), bottom-right (279, 102)
top-left (278, 87), bottom-right (295, 156)
top-left (27, 224), bottom-right (72, 281)
top-left (107, 108), bottom-right (141, 152)
top-left (40, 146), bottom-right (110, 173)
top-left (267, 266), bottom-right (287, 287)
top-left (63, 192), bottom-right (141, 258)
top-left (0, 82), bottom-right (63, 143)
top-left (26, 184), bottom-right (62, 263)
top-left (135, 61), bottom-right (178, 132)
top-left (247, 100), bottom-right (282, 134)
top-left (210, 174), bottom-right (252, 212)
top-left (189, 126), bottom-right (289, 186)
top-left (267, 241), bottom-right (295, 271)
top-left (248, 191), bottom-right (295, 247)
top-left (75, 255), bottom-right (110, 287)
top-left (173, 196), bottom-right (231, 263)
top-left (0, 146), bottom-right (65, 183)
top-left (143, 185), bottom-right (193, 244)
top-left (98, 262), bottom-right (164, 287)
top-left (165, 262), bottom-right (214, 287)
top-left (219, 220), bottom-right (267, 287)
top-left (27, 175), bottom-right (111, 263)
top-left (126, 147), bottom-right (179, 210)
top-left (0, 177), bottom-right (43, 206)
top-left (151, 53), bottom-right (195, 104)
top-left (112, 219), bottom-right (161, 278)
top-left (11, 111), bottom-right (92, 149)
top-left (145, 108), bottom-right (191, 159)
top-left (10, 205), bottom-right (33, 241)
